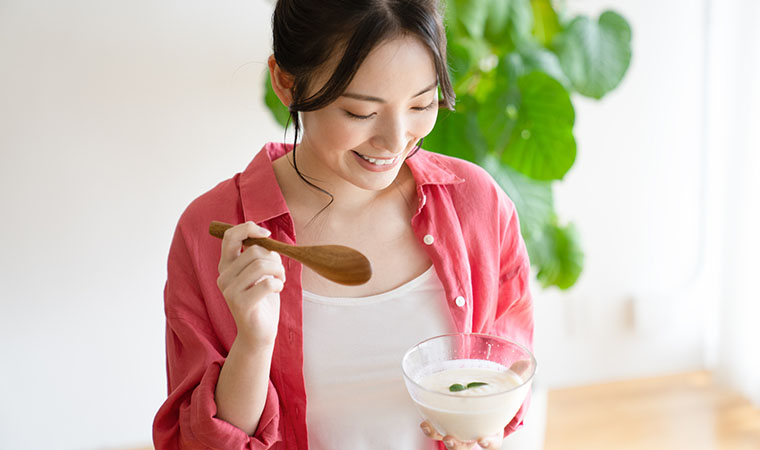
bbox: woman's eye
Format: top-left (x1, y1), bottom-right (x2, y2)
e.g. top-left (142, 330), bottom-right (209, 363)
top-left (412, 100), bottom-right (437, 112)
top-left (343, 100), bottom-right (436, 120)
top-left (344, 110), bottom-right (375, 120)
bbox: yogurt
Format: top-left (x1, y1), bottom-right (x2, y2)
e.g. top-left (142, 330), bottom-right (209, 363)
top-left (410, 359), bottom-right (530, 441)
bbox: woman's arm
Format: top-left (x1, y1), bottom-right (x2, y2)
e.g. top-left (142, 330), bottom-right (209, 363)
top-left (215, 338), bottom-right (276, 435)
top-left (213, 221), bottom-right (285, 434)
top-left (153, 220), bottom-right (285, 449)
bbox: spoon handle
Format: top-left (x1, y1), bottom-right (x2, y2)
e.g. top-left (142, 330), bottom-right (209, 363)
top-left (208, 221), bottom-right (373, 286)
top-left (208, 221), bottom-right (295, 257)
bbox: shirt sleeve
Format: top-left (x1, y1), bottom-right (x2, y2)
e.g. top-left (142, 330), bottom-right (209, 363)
top-left (492, 190), bottom-right (534, 437)
top-left (152, 224), bottom-right (282, 449)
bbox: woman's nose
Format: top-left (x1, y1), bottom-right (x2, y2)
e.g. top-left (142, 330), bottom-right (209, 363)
top-left (371, 115), bottom-right (408, 154)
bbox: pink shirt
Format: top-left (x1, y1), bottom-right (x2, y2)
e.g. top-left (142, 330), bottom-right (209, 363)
top-left (153, 142), bottom-right (534, 450)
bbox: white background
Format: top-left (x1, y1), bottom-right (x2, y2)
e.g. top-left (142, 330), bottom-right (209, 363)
top-left (1, 0), bottom-right (758, 449)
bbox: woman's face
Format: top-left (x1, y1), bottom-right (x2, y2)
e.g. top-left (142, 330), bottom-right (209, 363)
top-left (297, 35), bottom-right (439, 192)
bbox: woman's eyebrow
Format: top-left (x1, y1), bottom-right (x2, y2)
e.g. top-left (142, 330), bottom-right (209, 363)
top-left (340, 81), bottom-right (438, 103)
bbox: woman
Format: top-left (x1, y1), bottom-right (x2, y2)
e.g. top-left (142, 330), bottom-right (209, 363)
top-left (153, 1), bottom-right (533, 449)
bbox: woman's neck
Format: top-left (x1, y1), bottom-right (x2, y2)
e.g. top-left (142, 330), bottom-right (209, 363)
top-left (273, 149), bottom-right (414, 218)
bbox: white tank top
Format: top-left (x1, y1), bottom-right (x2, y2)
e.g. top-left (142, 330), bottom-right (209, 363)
top-left (302, 266), bottom-right (456, 450)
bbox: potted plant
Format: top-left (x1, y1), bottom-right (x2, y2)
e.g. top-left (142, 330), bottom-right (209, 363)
top-left (263, 0), bottom-right (632, 291)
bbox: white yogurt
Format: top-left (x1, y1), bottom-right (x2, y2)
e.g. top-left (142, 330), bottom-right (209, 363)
top-left (410, 359), bottom-right (530, 441)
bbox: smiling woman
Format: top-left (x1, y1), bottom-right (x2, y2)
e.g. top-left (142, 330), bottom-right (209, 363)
top-left (152, 1), bottom-right (534, 449)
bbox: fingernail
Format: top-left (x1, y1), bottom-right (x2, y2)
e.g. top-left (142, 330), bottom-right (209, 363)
top-left (249, 221), bottom-right (271, 237)
top-left (420, 424), bottom-right (431, 435)
top-left (479, 441), bottom-right (490, 448)
top-left (443, 440), bottom-right (454, 448)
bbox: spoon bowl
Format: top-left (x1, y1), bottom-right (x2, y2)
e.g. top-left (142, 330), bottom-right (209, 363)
top-left (209, 221), bottom-right (372, 286)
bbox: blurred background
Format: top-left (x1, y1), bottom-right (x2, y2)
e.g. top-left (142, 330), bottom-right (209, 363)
top-left (1, 0), bottom-right (758, 449)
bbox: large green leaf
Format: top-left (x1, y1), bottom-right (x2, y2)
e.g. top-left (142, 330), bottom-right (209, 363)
top-left (264, 71), bottom-right (291, 128)
top-left (448, 0), bottom-right (532, 49)
top-left (484, 0), bottom-right (511, 40)
top-left (474, 71), bottom-right (519, 155)
top-left (480, 155), bottom-right (553, 240)
top-left (530, 0), bottom-right (560, 46)
top-left (483, 156), bottom-right (582, 290)
top-left (479, 70), bottom-right (576, 181)
top-left (450, 0), bottom-right (491, 39)
top-left (423, 99), bottom-right (486, 161)
top-left (447, 36), bottom-right (493, 90)
top-left (553, 10), bottom-right (632, 99)
top-left (504, 72), bottom-right (576, 180)
top-left (529, 219), bottom-right (584, 289)
top-left (507, 45), bottom-right (571, 89)
top-left (485, 0), bottom-right (533, 46)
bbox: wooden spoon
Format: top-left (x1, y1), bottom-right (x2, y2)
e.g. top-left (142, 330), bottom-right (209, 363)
top-left (209, 221), bottom-right (372, 286)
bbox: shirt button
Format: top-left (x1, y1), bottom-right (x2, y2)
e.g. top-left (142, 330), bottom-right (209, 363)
top-left (455, 296), bottom-right (466, 307)
top-left (423, 234), bottom-right (434, 245)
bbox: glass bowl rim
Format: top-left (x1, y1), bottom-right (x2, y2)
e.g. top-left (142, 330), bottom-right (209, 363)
top-left (401, 332), bottom-right (537, 399)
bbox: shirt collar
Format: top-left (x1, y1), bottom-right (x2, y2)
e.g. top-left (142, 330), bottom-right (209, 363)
top-left (238, 142), bottom-right (292, 224)
top-left (405, 149), bottom-right (465, 187)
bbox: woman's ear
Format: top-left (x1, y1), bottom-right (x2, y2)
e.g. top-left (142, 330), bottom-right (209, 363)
top-left (268, 55), bottom-right (294, 107)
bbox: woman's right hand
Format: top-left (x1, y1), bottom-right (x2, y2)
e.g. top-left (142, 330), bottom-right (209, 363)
top-left (420, 422), bottom-right (503, 449)
top-left (216, 221), bottom-right (286, 348)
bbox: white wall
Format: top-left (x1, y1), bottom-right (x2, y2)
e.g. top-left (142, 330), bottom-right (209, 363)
top-left (533, 0), bottom-right (712, 388)
top-left (1, 0), bottom-right (752, 449)
top-left (706, 0), bottom-right (760, 406)
top-left (0, 1), bottom-right (282, 448)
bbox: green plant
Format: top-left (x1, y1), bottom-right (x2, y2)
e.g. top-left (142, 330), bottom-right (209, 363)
top-left (263, 0), bottom-right (632, 290)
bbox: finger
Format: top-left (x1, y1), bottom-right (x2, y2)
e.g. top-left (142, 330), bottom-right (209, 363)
top-left (509, 359), bottom-right (531, 377)
top-left (218, 222), bottom-right (271, 269)
top-left (441, 435), bottom-right (475, 450)
top-left (217, 247), bottom-right (281, 292)
top-left (242, 255), bottom-right (286, 285)
top-left (225, 258), bottom-right (286, 296)
top-left (222, 245), bottom-right (282, 282)
top-left (248, 275), bottom-right (285, 297)
top-left (420, 421), bottom-right (443, 440)
top-left (477, 434), bottom-right (503, 449)
top-left (224, 272), bottom-right (285, 308)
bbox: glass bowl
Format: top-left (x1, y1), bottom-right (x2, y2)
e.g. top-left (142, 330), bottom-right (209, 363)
top-left (401, 333), bottom-right (536, 441)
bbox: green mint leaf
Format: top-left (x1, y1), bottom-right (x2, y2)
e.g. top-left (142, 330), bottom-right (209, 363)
top-left (449, 381), bottom-right (490, 392)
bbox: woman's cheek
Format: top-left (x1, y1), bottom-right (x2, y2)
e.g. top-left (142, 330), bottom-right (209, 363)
top-left (419, 111), bottom-right (439, 138)
top-left (305, 113), bottom-right (349, 144)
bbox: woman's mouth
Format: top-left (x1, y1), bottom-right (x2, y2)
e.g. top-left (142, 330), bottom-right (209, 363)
top-left (356, 153), bottom-right (398, 166)
top-left (352, 151), bottom-right (401, 171)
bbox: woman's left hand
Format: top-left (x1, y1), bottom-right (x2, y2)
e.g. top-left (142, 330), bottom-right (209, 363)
top-left (420, 421), bottom-right (503, 449)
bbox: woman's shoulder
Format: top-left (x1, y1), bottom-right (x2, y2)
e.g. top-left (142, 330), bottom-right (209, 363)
top-left (175, 175), bottom-right (244, 237)
top-left (416, 150), bottom-right (513, 207)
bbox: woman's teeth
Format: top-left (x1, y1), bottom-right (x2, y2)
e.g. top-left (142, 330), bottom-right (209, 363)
top-left (359, 154), bottom-right (396, 166)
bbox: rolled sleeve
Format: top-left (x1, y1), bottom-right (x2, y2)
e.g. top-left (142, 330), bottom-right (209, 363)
top-left (153, 222), bottom-right (283, 449)
top-left (187, 361), bottom-right (280, 449)
top-left (154, 316), bottom-right (282, 450)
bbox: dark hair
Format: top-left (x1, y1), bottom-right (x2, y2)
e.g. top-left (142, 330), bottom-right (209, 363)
top-left (272, 0), bottom-right (456, 204)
